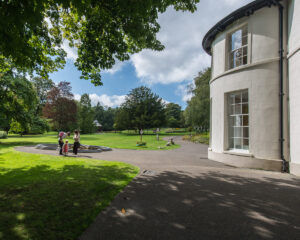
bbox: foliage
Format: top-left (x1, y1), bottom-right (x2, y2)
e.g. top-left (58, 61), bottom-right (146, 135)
top-left (0, 144), bottom-right (138, 240)
top-left (43, 81), bottom-right (78, 131)
top-left (79, 94), bottom-right (95, 133)
top-left (183, 132), bottom-right (210, 145)
top-left (165, 103), bottom-right (182, 128)
top-left (30, 77), bottom-right (54, 115)
top-left (94, 103), bottom-right (117, 131)
top-left (0, 72), bottom-right (37, 133)
top-left (0, 0), bottom-right (199, 85)
top-left (116, 86), bottom-right (166, 130)
top-left (184, 68), bottom-right (211, 131)
top-left (0, 131), bottom-right (7, 139)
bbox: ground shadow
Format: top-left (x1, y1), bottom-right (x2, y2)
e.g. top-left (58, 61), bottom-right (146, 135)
top-left (81, 170), bottom-right (300, 240)
top-left (0, 163), bottom-right (137, 240)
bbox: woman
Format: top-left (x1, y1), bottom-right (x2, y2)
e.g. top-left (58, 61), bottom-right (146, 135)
top-left (73, 130), bottom-right (80, 155)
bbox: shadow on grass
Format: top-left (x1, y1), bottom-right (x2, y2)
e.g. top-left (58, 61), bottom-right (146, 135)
top-left (81, 170), bottom-right (300, 240)
top-left (0, 163), bottom-right (137, 240)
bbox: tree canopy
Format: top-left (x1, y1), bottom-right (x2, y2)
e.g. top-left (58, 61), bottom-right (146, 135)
top-left (43, 81), bottom-right (77, 131)
top-left (0, 72), bottom-right (37, 132)
top-left (0, 0), bottom-right (199, 85)
top-left (184, 68), bottom-right (211, 131)
top-left (115, 86), bottom-right (165, 130)
top-left (165, 103), bottom-right (182, 128)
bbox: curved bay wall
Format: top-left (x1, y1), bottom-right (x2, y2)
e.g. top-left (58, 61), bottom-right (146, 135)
top-left (209, 5), bottom-right (288, 170)
top-left (288, 0), bottom-right (300, 175)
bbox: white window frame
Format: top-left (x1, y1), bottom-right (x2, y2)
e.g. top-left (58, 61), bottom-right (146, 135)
top-left (227, 24), bottom-right (249, 70)
top-left (227, 90), bottom-right (249, 152)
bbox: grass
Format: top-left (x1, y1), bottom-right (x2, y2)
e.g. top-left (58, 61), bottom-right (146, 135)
top-left (1, 131), bottom-right (182, 150)
top-left (182, 132), bottom-right (210, 145)
top-left (0, 142), bottom-right (139, 240)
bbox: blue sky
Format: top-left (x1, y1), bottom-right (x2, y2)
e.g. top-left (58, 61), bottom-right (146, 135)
top-left (50, 0), bottom-right (252, 109)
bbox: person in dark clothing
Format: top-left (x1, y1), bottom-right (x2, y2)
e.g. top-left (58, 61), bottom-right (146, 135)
top-left (73, 130), bottom-right (80, 155)
top-left (58, 131), bottom-right (70, 155)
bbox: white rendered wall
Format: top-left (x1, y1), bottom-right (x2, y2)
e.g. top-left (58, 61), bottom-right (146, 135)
top-left (288, 0), bottom-right (300, 175)
top-left (209, 5), bottom-right (285, 166)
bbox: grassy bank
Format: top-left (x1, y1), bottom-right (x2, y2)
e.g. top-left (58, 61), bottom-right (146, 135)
top-left (0, 143), bottom-right (138, 240)
top-left (1, 131), bottom-right (181, 150)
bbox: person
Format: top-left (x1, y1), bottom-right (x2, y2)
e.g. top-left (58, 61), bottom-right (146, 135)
top-left (73, 130), bottom-right (80, 155)
top-left (62, 140), bottom-right (69, 156)
top-left (58, 131), bottom-right (70, 155)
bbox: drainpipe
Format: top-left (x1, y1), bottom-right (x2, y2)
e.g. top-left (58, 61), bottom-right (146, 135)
top-left (275, 1), bottom-right (289, 172)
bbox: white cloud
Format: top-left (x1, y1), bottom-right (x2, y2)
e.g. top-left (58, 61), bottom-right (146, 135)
top-left (176, 84), bottom-right (193, 102)
top-left (74, 93), bottom-right (126, 108)
top-left (103, 60), bottom-right (126, 74)
top-left (62, 40), bottom-right (78, 62)
top-left (131, 0), bottom-right (252, 85)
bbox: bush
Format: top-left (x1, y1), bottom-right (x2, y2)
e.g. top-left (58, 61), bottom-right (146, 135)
top-left (0, 131), bottom-right (8, 139)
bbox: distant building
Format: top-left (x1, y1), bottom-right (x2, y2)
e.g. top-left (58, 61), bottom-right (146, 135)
top-left (202, 0), bottom-right (300, 176)
top-left (93, 120), bottom-right (102, 132)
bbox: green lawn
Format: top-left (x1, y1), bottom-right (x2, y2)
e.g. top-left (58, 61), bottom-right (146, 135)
top-left (0, 143), bottom-right (139, 240)
top-left (1, 131), bottom-right (181, 150)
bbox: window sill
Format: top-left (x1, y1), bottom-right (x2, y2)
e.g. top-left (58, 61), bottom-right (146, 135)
top-left (223, 150), bottom-right (253, 157)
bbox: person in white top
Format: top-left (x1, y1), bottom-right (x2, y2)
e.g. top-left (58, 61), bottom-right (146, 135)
top-left (73, 130), bottom-right (80, 155)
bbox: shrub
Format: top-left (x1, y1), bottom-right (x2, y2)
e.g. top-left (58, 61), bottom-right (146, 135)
top-left (0, 131), bottom-right (7, 139)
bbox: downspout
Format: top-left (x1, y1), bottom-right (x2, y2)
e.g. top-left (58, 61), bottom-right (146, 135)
top-left (276, 1), bottom-right (289, 172)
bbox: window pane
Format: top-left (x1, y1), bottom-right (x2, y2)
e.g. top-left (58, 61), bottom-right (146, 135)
top-left (229, 95), bottom-right (235, 104)
top-left (243, 115), bottom-right (249, 126)
top-left (234, 116), bottom-right (242, 126)
top-left (235, 104), bottom-right (241, 114)
top-left (243, 127), bottom-right (249, 138)
top-left (243, 55), bottom-right (248, 65)
top-left (230, 105), bottom-right (235, 115)
top-left (231, 29), bottom-right (242, 50)
top-left (233, 127), bottom-right (242, 137)
top-left (242, 92), bottom-right (248, 102)
top-left (235, 94), bottom-right (242, 104)
top-left (242, 36), bottom-right (248, 46)
top-left (234, 138), bottom-right (242, 149)
top-left (242, 104), bottom-right (248, 114)
top-left (243, 138), bottom-right (249, 150)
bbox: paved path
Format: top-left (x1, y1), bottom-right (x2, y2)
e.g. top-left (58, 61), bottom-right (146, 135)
top-left (16, 137), bottom-right (300, 240)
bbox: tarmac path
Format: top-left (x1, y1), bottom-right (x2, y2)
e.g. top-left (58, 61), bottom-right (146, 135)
top-left (16, 136), bottom-right (300, 240)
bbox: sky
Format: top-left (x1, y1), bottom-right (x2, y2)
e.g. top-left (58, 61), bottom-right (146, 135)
top-left (50, 0), bottom-right (253, 109)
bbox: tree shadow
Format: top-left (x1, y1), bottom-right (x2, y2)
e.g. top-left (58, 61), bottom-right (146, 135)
top-left (0, 164), bottom-right (137, 240)
top-left (81, 170), bottom-right (300, 240)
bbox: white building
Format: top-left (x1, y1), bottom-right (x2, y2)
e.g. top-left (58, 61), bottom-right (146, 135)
top-left (202, 0), bottom-right (300, 176)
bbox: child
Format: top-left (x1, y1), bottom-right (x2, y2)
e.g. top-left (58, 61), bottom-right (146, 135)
top-left (62, 140), bottom-right (69, 156)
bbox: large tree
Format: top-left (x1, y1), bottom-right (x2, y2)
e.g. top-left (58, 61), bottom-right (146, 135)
top-left (0, 72), bottom-right (37, 133)
top-left (0, 0), bottom-right (199, 85)
top-left (94, 103), bottom-right (117, 131)
top-left (79, 94), bottom-right (95, 133)
top-left (117, 86), bottom-right (165, 130)
top-left (184, 68), bottom-right (211, 131)
top-left (43, 81), bottom-right (77, 131)
top-left (165, 103), bottom-right (182, 128)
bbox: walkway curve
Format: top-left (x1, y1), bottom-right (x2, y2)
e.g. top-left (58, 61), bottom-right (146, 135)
top-left (15, 136), bottom-right (229, 171)
top-left (15, 136), bottom-right (300, 240)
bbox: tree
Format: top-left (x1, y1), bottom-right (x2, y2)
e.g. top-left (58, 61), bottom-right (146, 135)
top-left (79, 94), bottom-right (95, 133)
top-left (118, 86), bottom-right (165, 130)
top-left (0, 0), bottom-right (199, 85)
top-left (43, 81), bottom-right (78, 131)
top-left (184, 68), bottom-right (211, 132)
top-left (31, 77), bottom-right (54, 115)
top-left (0, 72), bottom-right (37, 133)
top-left (165, 103), bottom-right (182, 128)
